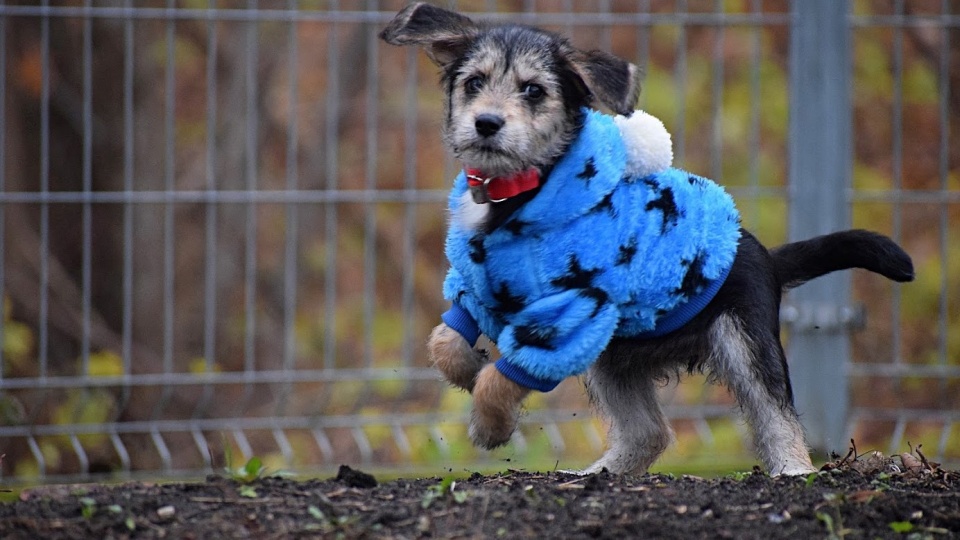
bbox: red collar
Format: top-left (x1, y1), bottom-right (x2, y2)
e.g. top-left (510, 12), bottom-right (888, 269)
top-left (465, 168), bottom-right (540, 204)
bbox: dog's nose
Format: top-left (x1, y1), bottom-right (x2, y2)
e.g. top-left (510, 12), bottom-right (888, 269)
top-left (474, 114), bottom-right (505, 138)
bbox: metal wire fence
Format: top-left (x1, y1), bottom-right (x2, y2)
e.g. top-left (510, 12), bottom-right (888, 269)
top-left (0, 0), bottom-right (956, 485)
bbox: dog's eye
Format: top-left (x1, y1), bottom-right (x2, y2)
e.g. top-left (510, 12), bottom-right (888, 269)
top-left (464, 76), bottom-right (485, 95)
top-left (522, 83), bottom-right (545, 101)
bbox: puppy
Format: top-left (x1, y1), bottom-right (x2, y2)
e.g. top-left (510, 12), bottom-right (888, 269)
top-left (381, 3), bottom-right (914, 476)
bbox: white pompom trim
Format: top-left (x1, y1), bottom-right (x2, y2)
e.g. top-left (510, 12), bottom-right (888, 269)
top-left (614, 111), bottom-right (674, 178)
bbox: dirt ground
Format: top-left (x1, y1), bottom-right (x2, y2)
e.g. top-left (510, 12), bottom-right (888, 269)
top-left (2, 452), bottom-right (958, 539)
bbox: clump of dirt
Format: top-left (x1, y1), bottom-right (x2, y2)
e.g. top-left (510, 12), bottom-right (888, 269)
top-left (2, 451), bottom-right (957, 539)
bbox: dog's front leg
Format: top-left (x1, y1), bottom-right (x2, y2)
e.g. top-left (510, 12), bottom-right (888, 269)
top-left (428, 323), bottom-right (489, 392)
top-left (469, 364), bottom-right (530, 449)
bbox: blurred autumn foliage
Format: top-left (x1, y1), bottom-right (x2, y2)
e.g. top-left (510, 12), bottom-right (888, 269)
top-left (0, 0), bottom-right (957, 480)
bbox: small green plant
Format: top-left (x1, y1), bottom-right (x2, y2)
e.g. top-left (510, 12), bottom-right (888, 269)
top-left (106, 504), bottom-right (136, 531)
top-left (889, 521), bottom-right (914, 533)
top-left (238, 485), bottom-right (259, 498)
top-left (804, 471), bottom-right (830, 487)
top-left (223, 442), bottom-right (265, 483)
top-left (887, 521), bottom-right (950, 536)
top-left (816, 511), bottom-right (838, 538)
top-left (870, 471), bottom-right (892, 492)
top-left (817, 494), bottom-right (852, 539)
top-left (78, 497), bottom-right (97, 520)
top-left (421, 476), bottom-right (468, 509)
top-left (305, 504), bottom-right (357, 533)
top-left (729, 470), bottom-right (750, 482)
top-left (308, 505), bottom-right (327, 521)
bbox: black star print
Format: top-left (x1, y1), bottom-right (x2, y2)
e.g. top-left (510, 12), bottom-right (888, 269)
top-left (674, 251), bottom-right (709, 298)
top-left (576, 157), bottom-right (598, 181)
top-left (645, 186), bottom-right (682, 234)
top-left (551, 255), bottom-right (601, 290)
top-left (468, 235), bottom-right (486, 264)
top-left (579, 287), bottom-right (610, 317)
top-left (615, 237), bottom-right (638, 266)
top-left (589, 191), bottom-right (616, 216)
top-left (492, 282), bottom-right (526, 314)
top-left (504, 219), bottom-right (530, 236)
top-left (513, 324), bottom-right (558, 350)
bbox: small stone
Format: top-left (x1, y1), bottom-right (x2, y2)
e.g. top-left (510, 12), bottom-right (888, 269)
top-left (767, 511), bottom-right (791, 524)
top-left (156, 505), bottom-right (175, 519)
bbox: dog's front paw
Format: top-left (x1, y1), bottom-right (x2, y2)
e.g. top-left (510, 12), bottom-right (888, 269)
top-left (468, 364), bottom-right (529, 449)
top-left (428, 323), bottom-right (488, 391)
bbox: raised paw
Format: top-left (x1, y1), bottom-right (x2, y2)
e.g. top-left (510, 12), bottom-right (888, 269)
top-left (428, 323), bottom-right (488, 391)
top-left (468, 364), bottom-right (530, 449)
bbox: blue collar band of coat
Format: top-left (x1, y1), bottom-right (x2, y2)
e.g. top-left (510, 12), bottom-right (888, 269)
top-left (440, 109), bottom-right (742, 392)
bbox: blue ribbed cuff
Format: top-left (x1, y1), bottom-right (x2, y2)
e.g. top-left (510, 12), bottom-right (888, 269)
top-left (495, 359), bottom-right (561, 392)
top-left (634, 262), bottom-right (732, 339)
top-left (441, 303), bottom-right (480, 347)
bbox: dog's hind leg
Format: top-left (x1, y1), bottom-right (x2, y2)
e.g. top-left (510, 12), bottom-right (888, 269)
top-left (707, 313), bottom-right (815, 475)
top-left (578, 353), bottom-right (674, 475)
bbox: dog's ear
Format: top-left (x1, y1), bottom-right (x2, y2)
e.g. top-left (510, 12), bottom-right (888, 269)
top-left (568, 49), bottom-right (642, 116)
top-left (379, 2), bottom-right (478, 67)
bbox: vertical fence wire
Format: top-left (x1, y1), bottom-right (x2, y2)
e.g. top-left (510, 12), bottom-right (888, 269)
top-left (198, 0), bottom-right (219, 421)
top-left (400, 45), bottom-right (418, 373)
top-left (599, 0), bottom-right (611, 52)
top-left (745, 0), bottom-right (762, 231)
top-left (120, 0), bottom-right (135, 431)
top-left (891, 0), bottom-right (904, 375)
top-left (81, 0), bottom-right (92, 381)
top-left (710, 0), bottom-right (724, 182)
top-left (936, 0), bottom-right (951, 389)
top-left (673, 0), bottom-right (687, 164)
top-left (242, 0), bottom-right (260, 422)
top-left (363, 0), bottom-right (379, 380)
top-left (635, 0), bottom-right (650, 110)
top-left (154, 0), bottom-right (177, 424)
top-left (278, 0), bottom-right (301, 420)
top-left (0, 3), bottom-right (6, 385)
top-left (323, 0), bottom-right (340, 373)
top-left (74, 0), bottom-right (94, 473)
top-left (38, 0), bottom-right (50, 390)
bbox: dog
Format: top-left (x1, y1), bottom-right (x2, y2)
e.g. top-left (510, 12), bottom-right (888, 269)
top-left (380, 3), bottom-right (915, 476)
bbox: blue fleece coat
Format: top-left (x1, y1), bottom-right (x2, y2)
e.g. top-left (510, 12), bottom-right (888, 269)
top-left (441, 110), bottom-right (741, 392)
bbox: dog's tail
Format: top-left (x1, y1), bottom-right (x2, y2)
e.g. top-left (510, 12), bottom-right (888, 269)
top-left (771, 229), bottom-right (915, 291)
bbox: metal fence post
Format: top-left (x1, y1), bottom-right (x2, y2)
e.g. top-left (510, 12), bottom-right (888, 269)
top-left (786, 0), bottom-right (853, 456)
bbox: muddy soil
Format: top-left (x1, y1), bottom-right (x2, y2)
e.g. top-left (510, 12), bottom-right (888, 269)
top-left (2, 454), bottom-right (958, 539)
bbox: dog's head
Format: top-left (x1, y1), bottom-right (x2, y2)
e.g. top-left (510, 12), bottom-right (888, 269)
top-left (381, 3), bottom-right (642, 176)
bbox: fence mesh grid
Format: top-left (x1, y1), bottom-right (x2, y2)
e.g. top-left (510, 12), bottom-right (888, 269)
top-left (0, 0), bottom-right (956, 485)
